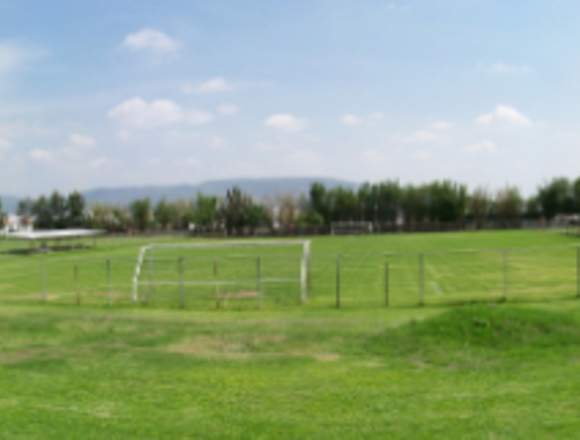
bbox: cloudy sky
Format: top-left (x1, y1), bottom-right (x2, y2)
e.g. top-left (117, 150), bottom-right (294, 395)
top-left (1, 0), bottom-right (580, 196)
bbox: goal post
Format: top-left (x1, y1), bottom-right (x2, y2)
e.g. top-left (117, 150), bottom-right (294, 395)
top-left (131, 240), bottom-right (311, 305)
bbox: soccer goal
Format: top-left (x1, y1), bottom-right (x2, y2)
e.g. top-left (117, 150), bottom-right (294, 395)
top-left (131, 240), bottom-right (311, 307)
top-left (331, 221), bottom-right (373, 235)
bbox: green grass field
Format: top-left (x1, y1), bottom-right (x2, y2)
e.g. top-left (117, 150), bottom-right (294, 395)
top-left (1, 230), bottom-right (580, 438)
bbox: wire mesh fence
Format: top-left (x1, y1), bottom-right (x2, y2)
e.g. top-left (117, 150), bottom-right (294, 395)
top-left (0, 245), bottom-right (579, 310)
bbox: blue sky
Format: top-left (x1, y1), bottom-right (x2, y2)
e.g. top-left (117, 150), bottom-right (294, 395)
top-left (1, 0), bottom-right (580, 195)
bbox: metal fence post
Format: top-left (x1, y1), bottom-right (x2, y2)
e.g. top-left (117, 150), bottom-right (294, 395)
top-left (74, 264), bottom-right (80, 306)
top-left (335, 254), bottom-right (341, 309)
top-left (384, 261), bottom-right (390, 308)
top-left (178, 257), bottom-right (185, 309)
top-left (418, 253), bottom-right (425, 306)
top-left (106, 259), bottom-right (113, 306)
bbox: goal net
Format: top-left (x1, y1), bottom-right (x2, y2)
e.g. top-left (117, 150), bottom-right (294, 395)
top-left (331, 221), bottom-right (373, 235)
top-left (131, 240), bottom-right (311, 308)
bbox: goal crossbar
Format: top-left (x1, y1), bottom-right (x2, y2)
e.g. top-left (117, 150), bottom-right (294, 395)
top-left (131, 240), bottom-right (311, 304)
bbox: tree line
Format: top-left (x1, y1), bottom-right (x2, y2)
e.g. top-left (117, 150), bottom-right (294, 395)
top-left (2, 177), bottom-right (580, 234)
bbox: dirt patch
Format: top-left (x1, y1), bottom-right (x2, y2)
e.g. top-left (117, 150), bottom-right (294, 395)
top-left (167, 336), bottom-right (250, 360)
top-left (167, 335), bottom-right (338, 362)
top-left (312, 353), bottom-right (341, 362)
top-left (0, 348), bottom-right (52, 365)
top-left (218, 291), bottom-right (259, 300)
top-left (251, 334), bottom-right (287, 344)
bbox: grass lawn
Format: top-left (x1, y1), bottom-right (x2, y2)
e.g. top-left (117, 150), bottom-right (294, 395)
top-left (1, 230), bottom-right (580, 438)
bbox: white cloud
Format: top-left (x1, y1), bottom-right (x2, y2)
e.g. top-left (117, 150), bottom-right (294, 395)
top-left (286, 148), bottom-right (321, 168)
top-left (207, 135), bottom-right (226, 150)
top-left (0, 44), bottom-right (26, 74)
top-left (429, 120), bottom-right (453, 131)
top-left (0, 138), bottom-right (10, 158)
top-left (340, 114), bottom-right (364, 127)
top-left (184, 77), bottom-right (234, 94)
top-left (0, 43), bottom-right (43, 75)
top-left (122, 28), bottom-right (180, 54)
top-left (108, 97), bottom-right (213, 129)
top-left (90, 157), bottom-right (109, 169)
top-left (108, 98), bottom-right (181, 128)
top-left (117, 130), bottom-right (131, 143)
top-left (184, 157), bottom-right (201, 167)
top-left (361, 149), bottom-right (385, 163)
top-left (69, 133), bottom-right (96, 148)
top-left (465, 140), bottom-right (497, 153)
top-left (487, 62), bottom-right (531, 75)
top-left (216, 103), bottom-right (239, 115)
top-left (406, 130), bottom-right (439, 143)
top-left (404, 120), bottom-right (453, 143)
top-left (414, 150), bottom-right (432, 161)
top-left (264, 113), bottom-right (307, 132)
top-left (476, 105), bottom-right (532, 127)
top-left (340, 112), bottom-right (385, 127)
top-left (185, 109), bottom-right (213, 125)
top-left (28, 148), bottom-right (53, 162)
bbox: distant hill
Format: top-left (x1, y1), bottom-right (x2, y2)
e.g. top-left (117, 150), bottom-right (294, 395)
top-left (0, 178), bottom-right (358, 211)
top-left (65, 177), bottom-right (358, 207)
top-left (83, 177), bottom-right (357, 205)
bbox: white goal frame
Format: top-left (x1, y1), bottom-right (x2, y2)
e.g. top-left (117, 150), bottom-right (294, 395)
top-left (131, 240), bottom-right (311, 304)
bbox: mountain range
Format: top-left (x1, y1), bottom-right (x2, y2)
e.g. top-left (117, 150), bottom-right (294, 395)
top-left (1, 177), bottom-right (357, 213)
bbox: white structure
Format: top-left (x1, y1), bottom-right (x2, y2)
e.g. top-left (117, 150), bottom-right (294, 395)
top-left (132, 240), bottom-right (311, 304)
top-left (3, 229), bottom-right (103, 241)
top-left (2, 214), bottom-right (34, 234)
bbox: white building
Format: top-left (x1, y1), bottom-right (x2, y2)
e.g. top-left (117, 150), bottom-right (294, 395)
top-left (2, 214), bottom-right (34, 234)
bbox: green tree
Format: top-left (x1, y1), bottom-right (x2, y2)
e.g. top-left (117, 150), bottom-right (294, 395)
top-left (0, 199), bottom-right (5, 228)
top-left (49, 191), bottom-right (67, 228)
top-left (130, 198), bottom-right (151, 232)
top-left (192, 194), bottom-right (219, 230)
top-left (525, 196), bottom-right (542, 220)
top-left (536, 177), bottom-right (575, 219)
top-left (401, 185), bottom-right (429, 225)
top-left (327, 187), bottom-right (359, 222)
top-left (66, 191), bottom-right (86, 227)
top-left (113, 206), bottom-right (132, 232)
top-left (154, 199), bottom-right (178, 231)
top-left (574, 177), bottom-right (580, 212)
top-left (32, 196), bottom-right (53, 229)
top-left (469, 187), bottom-right (492, 229)
top-left (17, 199), bottom-right (34, 229)
top-left (426, 180), bottom-right (467, 223)
top-left (277, 194), bottom-right (299, 229)
top-left (494, 186), bottom-right (524, 226)
top-left (220, 187), bottom-right (253, 236)
top-left (309, 182), bottom-right (330, 225)
top-left (247, 204), bottom-right (271, 233)
top-left (88, 203), bottom-right (116, 231)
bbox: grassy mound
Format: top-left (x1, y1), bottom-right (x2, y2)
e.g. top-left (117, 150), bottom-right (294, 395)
top-left (366, 305), bottom-right (580, 369)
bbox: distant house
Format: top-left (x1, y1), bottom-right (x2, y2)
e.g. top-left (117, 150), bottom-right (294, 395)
top-left (553, 214), bottom-right (580, 227)
top-left (2, 214), bottom-right (34, 233)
